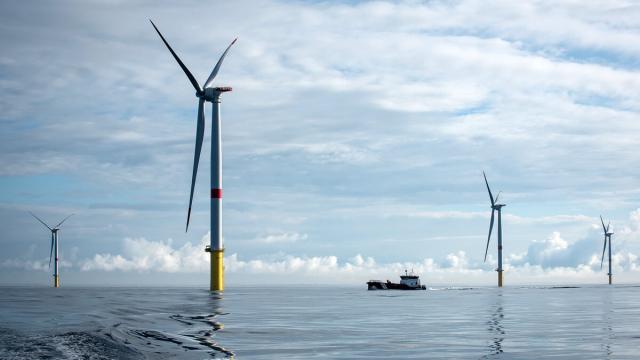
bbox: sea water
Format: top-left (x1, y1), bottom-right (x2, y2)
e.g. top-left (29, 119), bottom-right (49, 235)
top-left (0, 285), bottom-right (639, 359)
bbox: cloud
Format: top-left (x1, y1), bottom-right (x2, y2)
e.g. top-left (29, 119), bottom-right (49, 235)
top-left (72, 232), bottom-right (640, 284)
top-left (617, 208), bottom-right (640, 242)
top-left (340, 203), bottom-right (595, 225)
top-left (259, 143), bottom-right (378, 165)
top-left (2, 258), bottom-right (72, 271)
top-left (504, 214), bottom-right (596, 225)
top-left (222, 250), bottom-right (494, 284)
top-left (255, 232), bottom-right (308, 244)
top-left (509, 232), bottom-right (597, 269)
top-left (508, 230), bottom-right (640, 274)
top-left (219, 247), bottom-right (640, 284)
top-left (77, 234), bottom-right (487, 276)
top-left (65, 217), bottom-right (640, 285)
top-left (403, 210), bottom-right (486, 220)
top-left (80, 236), bottom-right (209, 273)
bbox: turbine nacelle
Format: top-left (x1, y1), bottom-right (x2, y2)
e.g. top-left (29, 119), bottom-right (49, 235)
top-left (491, 204), bottom-right (505, 210)
top-left (198, 87), bottom-right (233, 102)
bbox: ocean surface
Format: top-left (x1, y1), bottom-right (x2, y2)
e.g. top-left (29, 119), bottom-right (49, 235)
top-left (0, 284), bottom-right (639, 359)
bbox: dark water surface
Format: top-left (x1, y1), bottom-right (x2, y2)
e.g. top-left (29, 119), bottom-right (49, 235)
top-left (1, 285), bottom-right (639, 359)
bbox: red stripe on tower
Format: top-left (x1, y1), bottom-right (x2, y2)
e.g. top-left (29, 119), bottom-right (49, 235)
top-left (211, 189), bottom-right (223, 198)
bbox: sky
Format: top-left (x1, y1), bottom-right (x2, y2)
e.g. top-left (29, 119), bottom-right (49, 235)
top-left (1, 0), bottom-right (640, 286)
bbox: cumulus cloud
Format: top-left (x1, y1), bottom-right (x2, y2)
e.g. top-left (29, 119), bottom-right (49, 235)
top-left (255, 232), bottom-right (308, 244)
top-left (508, 230), bottom-right (640, 276)
top-left (71, 226), bottom-right (640, 284)
top-left (8, 209), bottom-right (640, 285)
top-left (80, 236), bottom-right (209, 273)
top-left (509, 232), bottom-right (593, 268)
top-left (617, 208), bottom-right (640, 242)
top-left (222, 250), bottom-right (494, 284)
top-left (77, 234), bottom-right (488, 278)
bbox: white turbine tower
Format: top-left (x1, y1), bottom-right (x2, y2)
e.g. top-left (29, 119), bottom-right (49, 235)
top-left (150, 20), bottom-right (236, 291)
top-left (29, 212), bottom-right (73, 288)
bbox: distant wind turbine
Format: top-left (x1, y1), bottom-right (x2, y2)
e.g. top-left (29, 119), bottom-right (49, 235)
top-left (29, 212), bottom-right (73, 288)
top-left (150, 20), bottom-right (237, 292)
top-left (600, 215), bottom-right (614, 285)
top-left (483, 171), bottom-right (505, 287)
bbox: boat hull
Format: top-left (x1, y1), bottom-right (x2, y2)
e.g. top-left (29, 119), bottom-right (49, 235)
top-left (367, 280), bottom-right (426, 290)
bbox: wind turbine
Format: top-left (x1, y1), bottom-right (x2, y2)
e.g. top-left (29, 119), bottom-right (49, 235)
top-left (150, 20), bottom-right (237, 292)
top-left (29, 212), bottom-right (73, 288)
top-left (600, 216), bottom-right (614, 285)
top-left (483, 171), bottom-right (506, 287)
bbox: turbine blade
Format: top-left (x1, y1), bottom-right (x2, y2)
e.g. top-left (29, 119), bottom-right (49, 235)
top-left (483, 171), bottom-right (495, 206)
top-left (186, 98), bottom-right (206, 232)
top-left (601, 236), bottom-right (607, 269)
top-left (149, 20), bottom-right (202, 93)
top-left (29, 212), bottom-right (52, 231)
top-left (204, 38), bottom-right (237, 89)
top-left (484, 209), bottom-right (495, 262)
top-left (49, 233), bottom-right (54, 268)
top-left (494, 191), bottom-right (501, 204)
top-left (600, 215), bottom-right (607, 234)
top-left (606, 222), bottom-right (610, 233)
top-left (55, 213), bottom-right (74, 228)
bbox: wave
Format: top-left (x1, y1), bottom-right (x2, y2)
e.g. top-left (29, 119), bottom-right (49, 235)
top-left (517, 285), bottom-right (581, 290)
top-left (0, 311), bottom-right (233, 359)
top-left (0, 328), bottom-right (143, 359)
top-left (428, 287), bottom-right (479, 291)
top-left (107, 313), bottom-right (234, 358)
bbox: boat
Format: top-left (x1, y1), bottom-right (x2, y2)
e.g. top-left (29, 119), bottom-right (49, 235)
top-left (367, 270), bottom-right (426, 290)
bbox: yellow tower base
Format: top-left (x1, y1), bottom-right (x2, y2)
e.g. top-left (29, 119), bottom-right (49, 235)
top-left (609, 274), bottom-right (612, 285)
top-left (210, 249), bottom-right (224, 291)
top-left (54, 275), bottom-right (60, 288)
top-left (498, 271), bottom-right (503, 287)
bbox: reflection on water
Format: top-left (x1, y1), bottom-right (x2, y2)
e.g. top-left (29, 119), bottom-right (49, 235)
top-left (486, 293), bottom-right (504, 357)
top-left (200, 291), bottom-right (234, 358)
top-left (602, 289), bottom-right (613, 359)
top-left (106, 290), bottom-right (236, 359)
top-left (170, 291), bottom-right (234, 358)
top-left (114, 290), bottom-right (234, 358)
